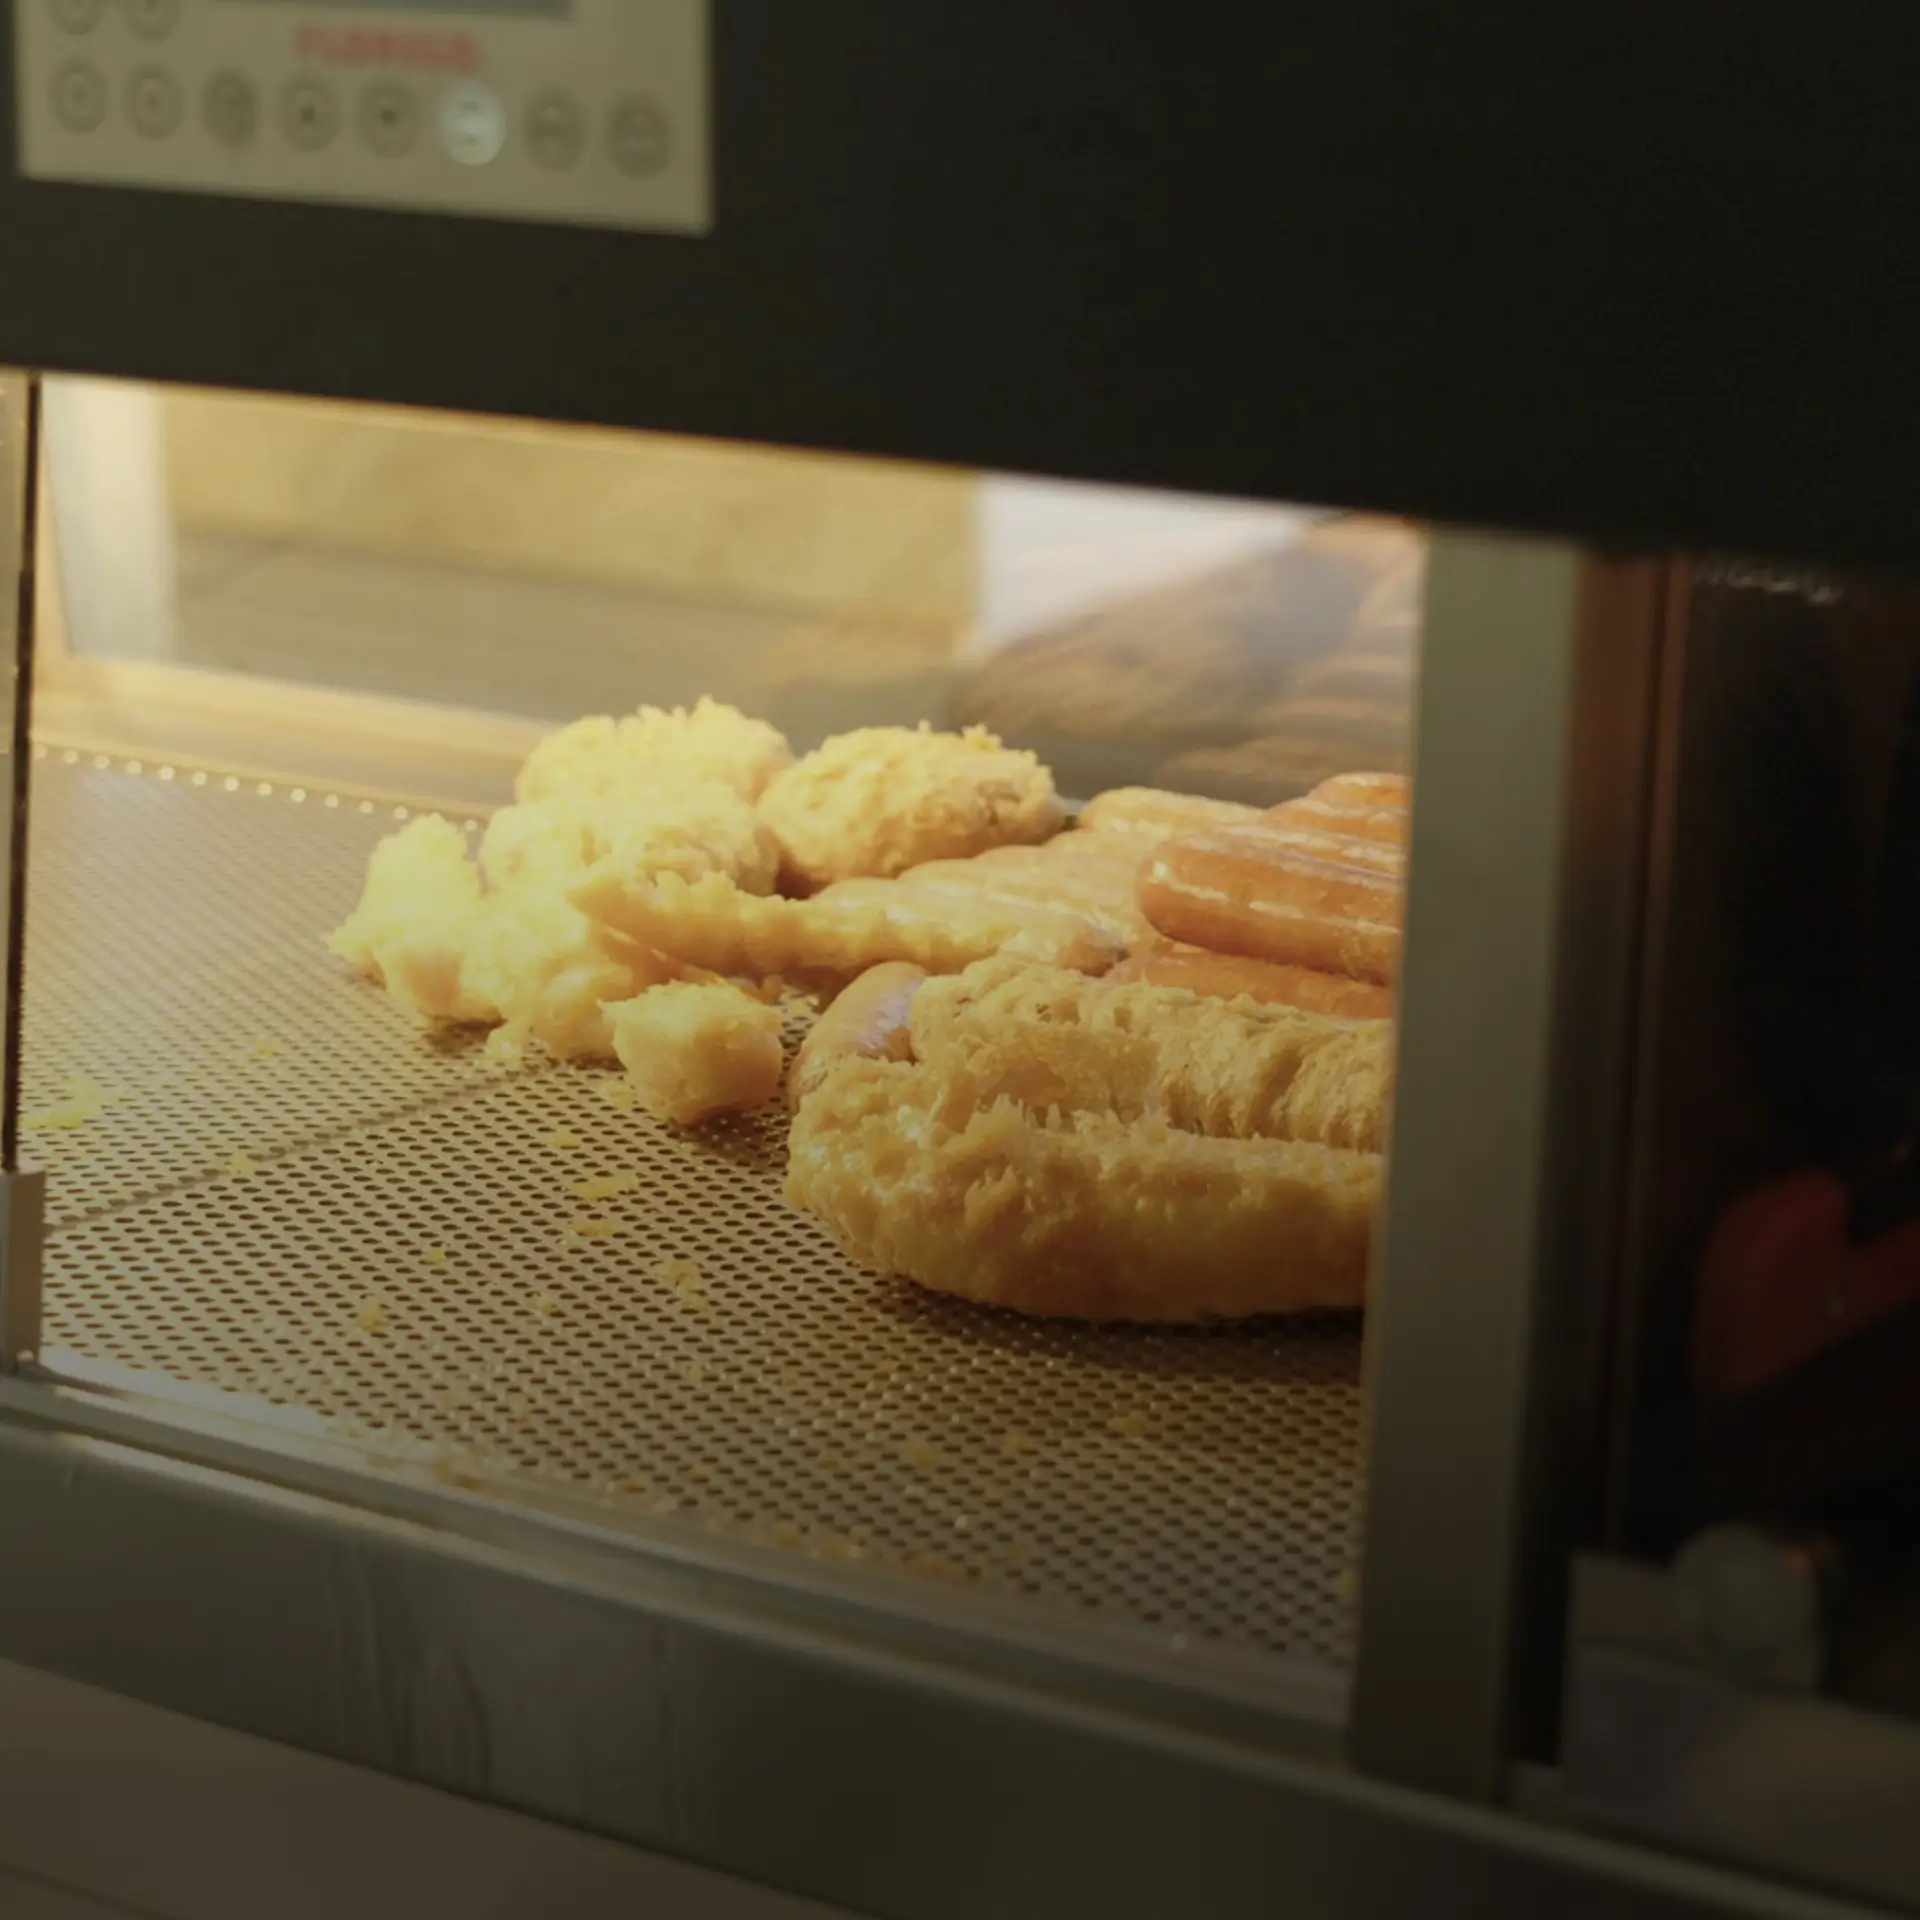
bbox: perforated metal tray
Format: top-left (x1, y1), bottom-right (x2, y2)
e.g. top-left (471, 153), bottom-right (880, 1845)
top-left (20, 752), bottom-right (1364, 1671)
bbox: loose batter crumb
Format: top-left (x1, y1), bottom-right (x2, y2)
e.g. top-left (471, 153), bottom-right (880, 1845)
top-left (569, 1217), bottom-right (617, 1240)
top-left (356, 1298), bottom-right (388, 1334)
top-left (900, 1436), bottom-right (946, 1470)
top-left (570, 1172), bottom-right (638, 1202)
top-left (901, 1550), bottom-right (969, 1583)
top-left (545, 1128), bottom-right (582, 1150)
top-left (226, 1151), bottom-right (257, 1178)
top-left (423, 1247), bottom-right (448, 1269)
top-left (650, 1254), bottom-right (709, 1310)
top-left (598, 1080), bottom-right (637, 1111)
top-left (530, 1288), bottom-right (558, 1319)
top-left (23, 1075), bottom-right (114, 1135)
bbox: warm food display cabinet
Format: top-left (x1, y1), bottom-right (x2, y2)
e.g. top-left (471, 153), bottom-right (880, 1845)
top-left (1, 6), bottom-right (1918, 1919)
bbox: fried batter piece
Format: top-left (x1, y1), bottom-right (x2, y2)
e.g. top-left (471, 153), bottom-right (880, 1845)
top-left (516, 697), bottom-right (792, 805)
top-left (570, 868), bottom-right (1123, 982)
top-left (478, 786), bottom-right (780, 896)
top-left (327, 815), bottom-right (498, 1026)
top-left (330, 813), bottom-right (709, 1062)
top-left (756, 724), bottom-right (1064, 891)
top-left (607, 981), bottom-right (785, 1126)
top-left (786, 1054), bottom-right (1377, 1321)
top-left (467, 891), bottom-right (693, 1065)
top-left (909, 957), bottom-right (1390, 1152)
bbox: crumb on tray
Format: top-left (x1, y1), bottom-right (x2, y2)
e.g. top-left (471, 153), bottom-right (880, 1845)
top-left (901, 1550), bottom-right (969, 1583)
top-left (22, 1075), bottom-right (118, 1135)
top-left (651, 1254), bottom-right (708, 1310)
top-left (570, 1172), bottom-right (638, 1202)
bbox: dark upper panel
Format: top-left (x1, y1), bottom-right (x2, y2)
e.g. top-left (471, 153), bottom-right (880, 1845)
top-left (5, 2), bottom-right (1920, 569)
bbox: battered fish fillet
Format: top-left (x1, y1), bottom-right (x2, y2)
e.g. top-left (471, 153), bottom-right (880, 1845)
top-left (756, 724), bottom-right (1064, 891)
top-left (894, 846), bottom-right (1153, 950)
top-left (569, 868), bottom-right (1123, 982)
top-left (785, 1055), bottom-right (1377, 1321)
top-left (908, 957), bottom-right (1390, 1152)
top-left (976, 832), bottom-right (1151, 887)
top-left (607, 981), bottom-right (785, 1125)
top-left (479, 785), bottom-right (779, 895)
top-left (515, 697), bottom-right (792, 805)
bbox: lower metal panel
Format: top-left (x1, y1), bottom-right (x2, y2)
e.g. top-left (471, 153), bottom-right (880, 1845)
top-left (0, 1660), bottom-right (845, 1920)
top-left (0, 1412), bottom-right (1868, 1920)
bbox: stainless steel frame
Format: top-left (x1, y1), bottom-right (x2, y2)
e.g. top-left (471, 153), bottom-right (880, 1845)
top-left (0, 1400), bottom-right (1875, 1920)
top-left (0, 370), bottom-right (41, 1375)
top-left (0, 1658), bottom-right (847, 1920)
top-left (1354, 536), bottom-right (1664, 1797)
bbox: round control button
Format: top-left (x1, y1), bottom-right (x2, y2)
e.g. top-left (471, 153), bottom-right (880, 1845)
top-left (525, 89), bottom-right (584, 171)
top-left (280, 75), bottom-right (338, 152)
top-left (358, 81), bottom-right (419, 157)
top-left (438, 81), bottom-right (505, 166)
top-left (49, 0), bottom-right (105, 35)
top-left (125, 0), bottom-right (180, 39)
top-left (203, 70), bottom-right (259, 148)
top-left (51, 59), bottom-right (107, 133)
top-left (126, 65), bottom-right (182, 139)
top-left (608, 95), bottom-right (670, 178)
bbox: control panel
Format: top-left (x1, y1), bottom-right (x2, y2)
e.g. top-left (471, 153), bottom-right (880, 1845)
top-left (15, 0), bottom-right (709, 234)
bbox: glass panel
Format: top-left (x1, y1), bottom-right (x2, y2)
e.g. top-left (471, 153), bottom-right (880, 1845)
top-left (27, 376), bottom-right (1428, 1701)
top-left (1613, 552), bottom-right (1920, 1721)
top-left (42, 379), bottom-right (1415, 800)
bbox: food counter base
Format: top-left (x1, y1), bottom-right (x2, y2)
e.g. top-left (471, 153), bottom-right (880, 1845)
top-left (18, 750), bottom-right (1363, 1680)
